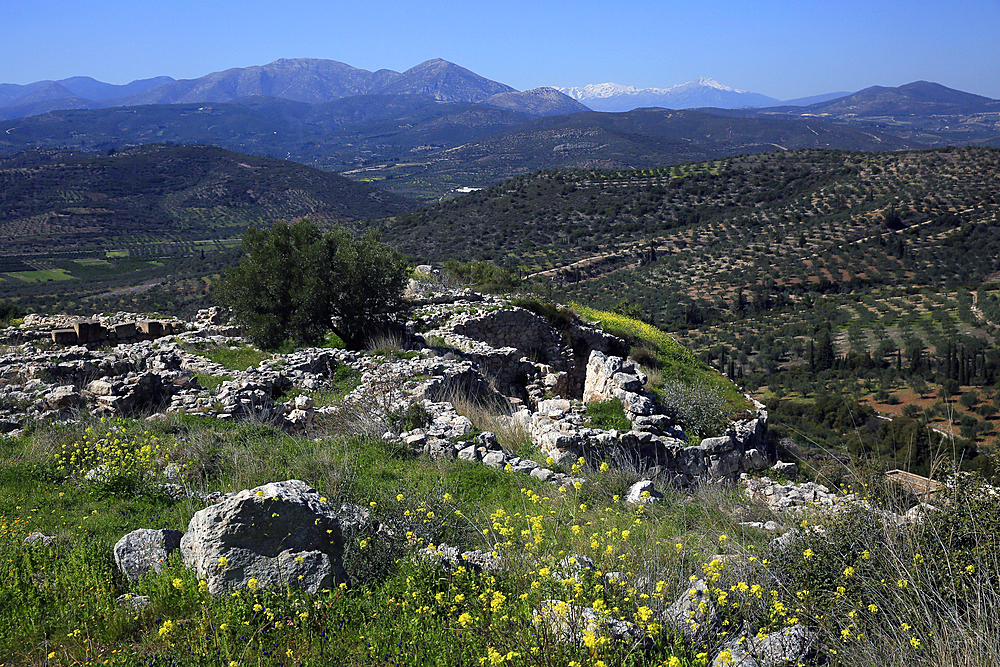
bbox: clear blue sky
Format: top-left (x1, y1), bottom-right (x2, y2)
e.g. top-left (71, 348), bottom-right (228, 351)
top-left (4, 0), bottom-right (999, 100)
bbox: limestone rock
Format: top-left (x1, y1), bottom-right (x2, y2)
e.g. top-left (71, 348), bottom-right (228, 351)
top-left (770, 461), bottom-right (798, 478)
top-left (533, 599), bottom-right (646, 648)
top-left (24, 532), bottom-right (56, 547)
top-left (114, 528), bottom-right (184, 581)
top-left (625, 480), bottom-right (663, 504)
top-left (180, 479), bottom-right (347, 595)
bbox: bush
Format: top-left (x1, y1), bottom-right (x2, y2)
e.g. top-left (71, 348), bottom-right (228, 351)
top-left (216, 220), bottom-right (408, 350)
top-left (442, 259), bottom-right (520, 289)
top-left (657, 380), bottom-right (729, 441)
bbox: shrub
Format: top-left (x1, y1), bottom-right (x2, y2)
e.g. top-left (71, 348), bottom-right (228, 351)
top-left (657, 380), bottom-right (729, 441)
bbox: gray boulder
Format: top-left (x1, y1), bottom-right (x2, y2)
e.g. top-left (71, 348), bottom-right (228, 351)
top-left (180, 479), bottom-right (347, 595)
top-left (714, 624), bottom-right (817, 667)
top-left (114, 528), bottom-right (184, 581)
top-left (24, 532), bottom-right (56, 547)
top-left (663, 578), bottom-right (719, 643)
top-left (534, 599), bottom-right (646, 648)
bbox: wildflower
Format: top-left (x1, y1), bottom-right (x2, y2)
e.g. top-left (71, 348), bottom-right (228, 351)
top-left (803, 548), bottom-right (814, 560)
top-left (966, 564), bottom-right (975, 574)
top-left (843, 566), bottom-right (855, 578)
top-left (158, 619), bottom-right (175, 637)
top-left (868, 604), bottom-right (878, 614)
top-left (358, 539), bottom-right (368, 549)
top-left (458, 612), bottom-right (473, 627)
top-left (718, 534), bottom-right (728, 544)
top-left (910, 637), bottom-right (921, 649)
top-left (217, 556), bottom-right (228, 569)
top-left (600, 462), bottom-right (609, 472)
top-left (913, 553), bottom-right (924, 565)
top-left (198, 579), bottom-right (208, 593)
top-left (443, 493), bottom-right (453, 502)
top-left (172, 578), bottom-right (184, 590)
top-left (247, 578), bottom-right (258, 591)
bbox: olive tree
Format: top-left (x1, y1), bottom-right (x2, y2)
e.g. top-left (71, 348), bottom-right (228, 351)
top-left (216, 220), bottom-right (408, 350)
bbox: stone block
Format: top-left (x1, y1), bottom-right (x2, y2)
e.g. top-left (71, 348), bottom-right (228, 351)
top-left (52, 329), bottom-right (78, 345)
top-left (137, 320), bottom-right (164, 337)
top-left (114, 323), bottom-right (138, 339)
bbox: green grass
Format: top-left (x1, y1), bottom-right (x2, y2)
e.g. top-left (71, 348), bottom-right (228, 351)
top-left (0, 415), bottom-right (738, 666)
top-left (2, 399), bottom-right (998, 665)
top-left (182, 342), bottom-right (271, 371)
top-left (584, 398), bottom-right (631, 431)
top-left (5, 269), bottom-right (75, 283)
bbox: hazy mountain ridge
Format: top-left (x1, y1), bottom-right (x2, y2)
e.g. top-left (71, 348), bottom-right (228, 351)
top-left (0, 75), bottom-right (173, 109)
top-left (481, 87), bottom-right (590, 116)
top-left (703, 80), bottom-right (1000, 147)
top-left (0, 101), bottom-right (916, 201)
top-left (0, 58), bottom-right (518, 115)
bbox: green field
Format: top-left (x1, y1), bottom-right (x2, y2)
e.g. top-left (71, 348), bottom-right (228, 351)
top-left (5, 269), bottom-right (76, 283)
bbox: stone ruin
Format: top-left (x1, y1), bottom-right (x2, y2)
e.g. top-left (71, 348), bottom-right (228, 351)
top-left (0, 292), bottom-right (768, 487)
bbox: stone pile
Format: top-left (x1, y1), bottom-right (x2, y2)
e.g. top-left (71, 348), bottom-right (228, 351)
top-left (742, 476), bottom-right (857, 511)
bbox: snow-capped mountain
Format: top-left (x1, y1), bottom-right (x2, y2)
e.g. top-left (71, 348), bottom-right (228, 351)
top-left (556, 78), bottom-right (780, 112)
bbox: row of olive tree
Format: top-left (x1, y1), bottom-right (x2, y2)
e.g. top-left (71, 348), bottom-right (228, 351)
top-left (215, 220), bottom-right (408, 350)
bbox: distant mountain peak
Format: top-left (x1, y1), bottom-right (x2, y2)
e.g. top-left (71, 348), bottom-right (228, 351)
top-left (555, 78), bottom-right (776, 111)
top-left (683, 77), bottom-right (744, 93)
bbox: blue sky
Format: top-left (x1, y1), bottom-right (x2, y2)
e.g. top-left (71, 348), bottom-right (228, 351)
top-left (4, 0), bottom-right (999, 100)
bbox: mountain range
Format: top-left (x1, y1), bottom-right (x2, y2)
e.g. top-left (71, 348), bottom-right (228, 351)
top-left (0, 58), bottom-right (587, 122)
top-left (1, 58), bottom-right (998, 200)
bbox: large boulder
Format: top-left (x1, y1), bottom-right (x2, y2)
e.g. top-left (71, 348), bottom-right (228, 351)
top-left (114, 528), bottom-right (184, 581)
top-left (180, 479), bottom-right (347, 595)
